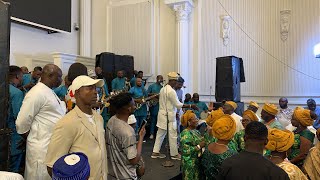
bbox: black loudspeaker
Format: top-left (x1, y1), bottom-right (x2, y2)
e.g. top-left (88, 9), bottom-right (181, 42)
top-left (96, 52), bottom-right (115, 92)
top-left (215, 56), bottom-right (245, 102)
top-left (117, 55), bottom-right (134, 79)
top-left (96, 52), bottom-right (134, 92)
top-left (0, 1), bottom-right (11, 170)
top-left (0, 1), bottom-right (11, 129)
top-left (0, 129), bottom-right (12, 170)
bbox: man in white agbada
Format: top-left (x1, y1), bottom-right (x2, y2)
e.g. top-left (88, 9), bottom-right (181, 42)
top-left (16, 64), bottom-right (66, 180)
top-left (151, 72), bottom-right (198, 160)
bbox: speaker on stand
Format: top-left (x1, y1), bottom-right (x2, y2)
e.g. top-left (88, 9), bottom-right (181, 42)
top-left (215, 56), bottom-right (245, 115)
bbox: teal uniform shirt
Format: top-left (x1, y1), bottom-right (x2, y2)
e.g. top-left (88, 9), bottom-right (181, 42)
top-left (111, 77), bottom-right (126, 91)
top-left (130, 77), bottom-right (136, 87)
top-left (53, 85), bottom-right (68, 100)
top-left (7, 84), bottom-right (24, 156)
top-left (129, 86), bottom-right (148, 117)
top-left (22, 74), bottom-right (37, 87)
top-left (147, 83), bottom-right (162, 115)
top-left (193, 101), bottom-right (208, 118)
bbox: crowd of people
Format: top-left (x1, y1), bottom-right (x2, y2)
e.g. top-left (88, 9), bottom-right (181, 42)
top-left (179, 99), bottom-right (320, 179)
top-left (3, 63), bottom-right (320, 180)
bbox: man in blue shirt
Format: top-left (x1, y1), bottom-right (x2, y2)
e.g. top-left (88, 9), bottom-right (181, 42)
top-left (131, 71), bottom-right (145, 87)
top-left (112, 70), bottom-right (126, 91)
top-left (306, 99), bottom-right (320, 129)
top-left (129, 78), bottom-right (148, 132)
top-left (7, 66), bottom-right (25, 173)
top-left (21, 66), bottom-right (42, 92)
top-left (147, 75), bottom-right (163, 139)
top-left (192, 93), bottom-right (208, 119)
top-left (130, 70), bottom-right (138, 88)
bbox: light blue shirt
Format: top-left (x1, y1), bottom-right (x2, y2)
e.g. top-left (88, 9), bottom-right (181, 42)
top-left (111, 77), bottom-right (126, 91)
top-left (22, 74), bottom-right (37, 91)
top-left (129, 86), bottom-right (148, 117)
top-left (53, 85), bottom-right (68, 100)
top-left (310, 107), bottom-right (320, 129)
top-left (193, 101), bottom-right (208, 118)
top-left (176, 89), bottom-right (183, 102)
top-left (147, 83), bottom-right (162, 115)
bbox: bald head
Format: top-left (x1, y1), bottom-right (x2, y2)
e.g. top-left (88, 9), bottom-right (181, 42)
top-left (279, 97), bottom-right (288, 109)
top-left (41, 64), bottom-right (62, 88)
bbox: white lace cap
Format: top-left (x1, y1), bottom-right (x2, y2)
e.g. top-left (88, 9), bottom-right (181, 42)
top-left (64, 154), bottom-right (80, 166)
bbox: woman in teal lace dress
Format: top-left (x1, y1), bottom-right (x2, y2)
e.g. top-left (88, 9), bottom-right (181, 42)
top-left (180, 110), bottom-right (206, 180)
top-left (201, 114), bottom-right (238, 179)
top-left (288, 107), bottom-right (316, 168)
top-left (233, 110), bottom-right (259, 152)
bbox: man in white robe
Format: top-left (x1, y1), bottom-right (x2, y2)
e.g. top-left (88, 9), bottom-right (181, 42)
top-left (16, 64), bottom-right (66, 180)
top-left (151, 72), bottom-right (198, 160)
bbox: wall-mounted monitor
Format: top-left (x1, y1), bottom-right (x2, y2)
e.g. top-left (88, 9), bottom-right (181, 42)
top-left (4, 0), bottom-right (71, 33)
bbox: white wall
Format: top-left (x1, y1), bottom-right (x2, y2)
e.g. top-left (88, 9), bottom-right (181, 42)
top-left (9, 0), bottom-right (80, 70)
top-left (102, 0), bottom-right (320, 105)
top-left (196, 0), bottom-right (320, 105)
top-left (92, 0), bottom-right (107, 58)
top-left (105, 0), bottom-right (176, 83)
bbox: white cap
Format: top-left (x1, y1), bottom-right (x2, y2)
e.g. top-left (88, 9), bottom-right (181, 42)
top-left (70, 75), bottom-right (104, 93)
top-left (167, 72), bottom-right (179, 80)
top-left (128, 115), bottom-right (137, 125)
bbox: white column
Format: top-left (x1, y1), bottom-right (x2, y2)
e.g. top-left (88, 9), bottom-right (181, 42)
top-left (80, 0), bottom-right (92, 57)
top-left (165, 0), bottom-right (193, 93)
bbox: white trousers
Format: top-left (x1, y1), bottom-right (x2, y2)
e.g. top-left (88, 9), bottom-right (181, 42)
top-left (152, 122), bottom-right (178, 156)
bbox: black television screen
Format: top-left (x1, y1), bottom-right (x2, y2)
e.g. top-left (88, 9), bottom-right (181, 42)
top-left (4, 0), bottom-right (71, 32)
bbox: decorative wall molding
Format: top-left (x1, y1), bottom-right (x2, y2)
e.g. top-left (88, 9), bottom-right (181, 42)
top-left (221, 15), bottom-right (231, 46)
top-left (109, 0), bottom-right (150, 7)
top-left (173, 2), bottom-right (192, 21)
top-left (52, 52), bottom-right (95, 75)
top-left (165, 0), bottom-right (193, 21)
top-left (280, 10), bottom-right (291, 41)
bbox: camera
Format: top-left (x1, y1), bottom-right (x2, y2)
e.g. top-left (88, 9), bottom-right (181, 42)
top-left (74, 23), bottom-right (80, 31)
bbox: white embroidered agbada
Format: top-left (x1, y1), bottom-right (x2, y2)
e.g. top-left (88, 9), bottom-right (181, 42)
top-left (156, 84), bottom-right (183, 130)
top-left (16, 82), bottom-right (66, 180)
top-left (153, 84), bottom-right (184, 156)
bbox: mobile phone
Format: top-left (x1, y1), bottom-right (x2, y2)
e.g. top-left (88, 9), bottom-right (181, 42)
top-left (139, 120), bottom-right (147, 132)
